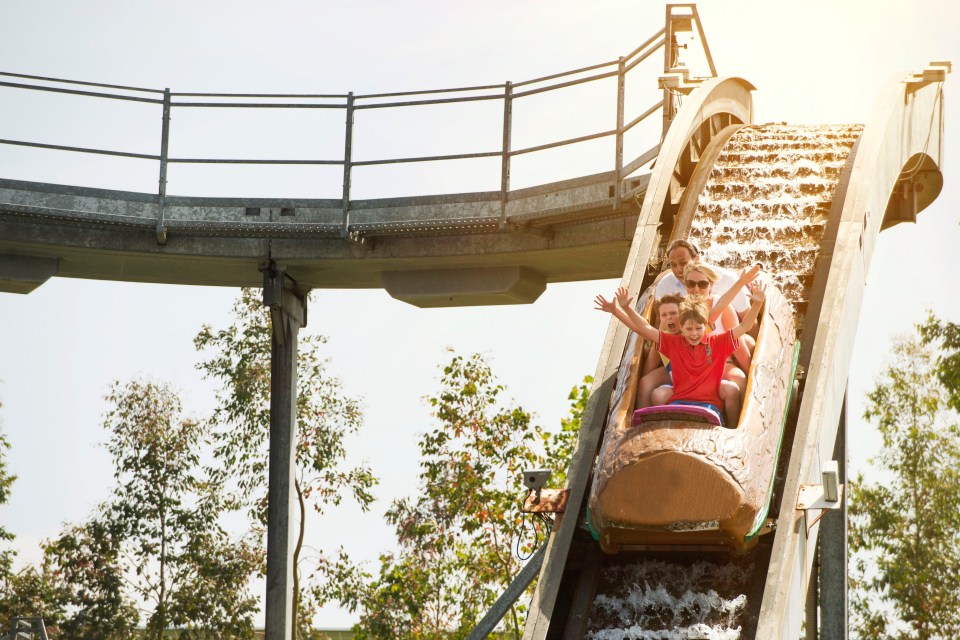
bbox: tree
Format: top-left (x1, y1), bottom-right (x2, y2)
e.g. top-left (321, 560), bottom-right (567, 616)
top-left (919, 313), bottom-right (960, 410)
top-left (0, 399), bottom-right (16, 581)
top-left (0, 400), bottom-right (60, 633)
top-left (43, 521), bottom-right (138, 640)
top-left (0, 562), bottom-right (65, 635)
top-left (316, 353), bottom-right (585, 639)
top-left (543, 376), bottom-right (591, 489)
top-left (194, 289), bottom-right (377, 635)
top-left (849, 331), bottom-right (960, 639)
top-left (99, 378), bottom-right (260, 639)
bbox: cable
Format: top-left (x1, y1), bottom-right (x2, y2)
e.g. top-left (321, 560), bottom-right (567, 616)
top-left (513, 510), bottom-right (554, 561)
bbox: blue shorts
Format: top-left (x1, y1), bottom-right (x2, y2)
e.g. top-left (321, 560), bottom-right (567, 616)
top-left (668, 400), bottom-right (724, 426)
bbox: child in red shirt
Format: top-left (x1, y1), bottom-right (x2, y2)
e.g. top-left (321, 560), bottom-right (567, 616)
top-left (595, 281), bottom-right (766, 426)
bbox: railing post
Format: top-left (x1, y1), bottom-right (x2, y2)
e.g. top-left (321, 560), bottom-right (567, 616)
top-left (499, 80), bottom-right (513, 229)
top-left (662, 6), bottom-right (676, 138)
top-left (613, 57), bottom-right (626, 210)
top-left (340, 91), bottom-right (355, 240)
top-left (156, 87), bottom-right (171, 245)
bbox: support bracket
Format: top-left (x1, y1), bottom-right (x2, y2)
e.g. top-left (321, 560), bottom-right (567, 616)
top-left (797, 460), bottom-right (844, 604)
top-left (260, 261), bottom-right (307, 342)
top-left (796, 460), bottom-right (843, 512)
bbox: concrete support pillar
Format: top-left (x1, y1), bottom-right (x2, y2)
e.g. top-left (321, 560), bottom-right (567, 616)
top-left (260, 261), bottom-right (307, 640)
top-left (820, 392), bottom-right (848, 639)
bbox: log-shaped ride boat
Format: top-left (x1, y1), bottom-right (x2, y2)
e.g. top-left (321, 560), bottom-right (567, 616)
top-left (588, 278), bottom-right (798, 553)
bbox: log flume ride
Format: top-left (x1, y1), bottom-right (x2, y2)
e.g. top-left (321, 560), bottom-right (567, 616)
top-left (523, 79), bottom-right (948, 639)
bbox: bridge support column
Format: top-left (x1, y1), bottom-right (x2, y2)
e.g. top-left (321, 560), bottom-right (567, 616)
top-left (260, 261), bottom-right (308, 640)
top-left (819, 392), bottom-right (848, 639)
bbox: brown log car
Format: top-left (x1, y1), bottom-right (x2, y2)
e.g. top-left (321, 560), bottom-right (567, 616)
top-left (588, 278), bottom-right (798, 553)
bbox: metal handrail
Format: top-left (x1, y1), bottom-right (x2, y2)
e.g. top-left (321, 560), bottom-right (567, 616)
top-left (511, 59), bottom-right (618, 89)
top-left (355, 83), bottom-right (507, 99)
top-left (511, 69), bottom-right (620, 99)
top-left (0, 79), bottom-right (164, 104)
top-left (353, 92), bottom-right (504, 109)
top-left (170, 100), bottom-right (345, 109)
top-left (0, 70), bottom-right (163, 94)
top-left (173, 91), bottom-right (349, 98)
top-left (0, 137), bottom-right (160, 160)
top-left (0, 5), bottom-right (714, 241)
top-left (0, 38), bottom-right (664, 163)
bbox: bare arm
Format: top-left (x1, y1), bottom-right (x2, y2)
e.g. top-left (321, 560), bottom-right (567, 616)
top-left (709, 264), bottom-right (761, 324)
top-left (641, 342), bottom-right (664, 376)
top-left (732, 281), bottom-right (766, 339)
top-left (594, 288), bottom-right (659, 343)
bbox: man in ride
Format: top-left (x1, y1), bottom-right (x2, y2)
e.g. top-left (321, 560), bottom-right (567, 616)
top-left (655, 239), bottom-right (750, 317)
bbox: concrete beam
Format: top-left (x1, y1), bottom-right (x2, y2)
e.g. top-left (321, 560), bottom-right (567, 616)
top-left (382, 266), bottom-right (546, 307)
top-left (0, 253), bottom-right (59, 294)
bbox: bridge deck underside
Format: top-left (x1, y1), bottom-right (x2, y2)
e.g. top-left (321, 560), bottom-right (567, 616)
top-left (0, 172), bottom-right (648, 290)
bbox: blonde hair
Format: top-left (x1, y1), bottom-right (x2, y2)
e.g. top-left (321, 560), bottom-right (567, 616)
top-left (683, 260), bottom-right (719, 283)
top-left (678, 296), bottom-right (709, 325)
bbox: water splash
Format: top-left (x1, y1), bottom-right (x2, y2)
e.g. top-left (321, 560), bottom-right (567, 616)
top-left (586, 559), bottom-right (752, 640)
top-left (689, 124), bottom-right (862, 328)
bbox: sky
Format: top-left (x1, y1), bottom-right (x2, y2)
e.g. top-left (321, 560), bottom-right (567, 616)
top-left (1, 0), bottom-right (959, 628)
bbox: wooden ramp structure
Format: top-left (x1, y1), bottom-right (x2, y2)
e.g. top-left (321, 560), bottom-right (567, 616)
top-left (521, 59), bottom-right (950, 640)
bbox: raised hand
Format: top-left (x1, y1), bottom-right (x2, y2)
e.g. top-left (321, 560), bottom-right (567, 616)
top-left (739, 263), bottom-right (762, 285)
top-left (615, 287), bottom-right (633, 308)
top-left (594, 294), bottom-right (617, 314)
top-left (747, 280), bottom-right (767, 303)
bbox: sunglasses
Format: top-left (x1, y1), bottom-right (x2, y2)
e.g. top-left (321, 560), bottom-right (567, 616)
top-left (685, 279), bottom-right (711, 289)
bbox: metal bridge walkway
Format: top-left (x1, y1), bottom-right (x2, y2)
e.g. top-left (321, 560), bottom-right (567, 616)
top-left (0, 6), bottom-right (703, 305)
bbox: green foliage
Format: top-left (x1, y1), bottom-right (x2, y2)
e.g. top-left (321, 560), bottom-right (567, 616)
top-left (919, 313), bottom-right (960, 411)
top-left (194, 290), bottom-right (377, 523)
top-left (99, 378), bottom-right (260, 640)
top-left (0, 430), bottom-right (17, 580)
top-left (194, 289), bottom-right (376, 635)
top-left (543, 376), bottom-right (591, 489)
top-left (0, 398), bottom-right (16, 580)
top-left (43, 520), bottom-right (138, 640)
top-left (849, 330), bottom-right (960, 639)
top-left (0, 561), bottom-right (65, 633)
top-left (315, 353), bottom-right (586, 640)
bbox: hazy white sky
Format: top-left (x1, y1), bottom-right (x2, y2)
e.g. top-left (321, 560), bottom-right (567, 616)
top-left (1, 0), bottom-right (958, 627)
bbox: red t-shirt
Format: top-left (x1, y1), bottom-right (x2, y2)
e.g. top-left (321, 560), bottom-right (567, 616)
top-left (658, 330), bottom-right (738, 407)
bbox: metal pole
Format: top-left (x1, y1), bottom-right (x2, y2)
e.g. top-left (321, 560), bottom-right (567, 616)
top-left (613, 57), bottom-right (625, 210)
top-left (499, 81), bottom-right (513, 229)
top-left (466, 542), bottom-right (547, 640)
top-left (156, 88), bottom-right (171, 244)
top-left (805, 546), bottom-right (819, 639)
top-left (820, 391), bottom-right (848, 639)
top-left (661, 7), bottom-right (676, 138)
top-left (340, 92), bottom-right (355, 239)
top-left (261, 261), bottom-right (307, 640)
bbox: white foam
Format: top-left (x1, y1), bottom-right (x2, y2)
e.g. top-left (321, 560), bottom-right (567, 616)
top-left (586, 560), bottom-right (751, 639)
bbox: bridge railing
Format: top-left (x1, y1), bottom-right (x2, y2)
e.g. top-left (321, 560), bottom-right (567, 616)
top-left (0, 4), bottom-right (714, 239)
